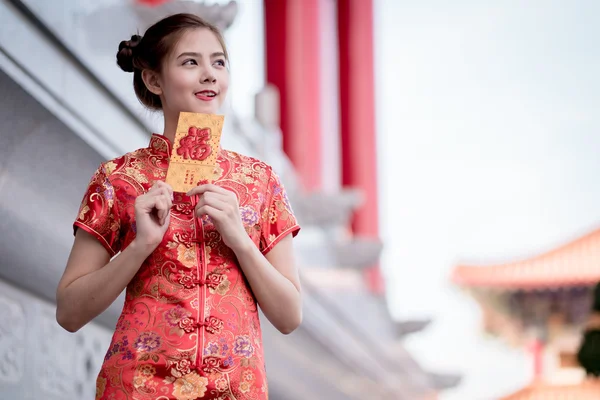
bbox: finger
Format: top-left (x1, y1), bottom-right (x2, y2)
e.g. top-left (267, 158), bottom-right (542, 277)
top-left (202, 191), bottom-right (232, 206)
top-left (195, 205), bottom-right (222, 220)
top-left (147, 188), bottom-right (173, 208)
top-left (160, 193), bottom-right (173, 222)
top-left (147, 182), bottom-right (173, 201)
top-left (202, 189), bottom-right (239, 209)
top-left (156, 194), bottom-right (173, 225)
top-left (155, 181), bottom-right (174, 200)
top-left (158, 189), bottom-right (173, 209)
top-left (148, 182), bottom-right (163, 195)
top-left (165, 192), bottom-right (173, 209)
top-left (155, 197), bottom-right (169, 225)
top-left (135, 194), bottom-right (157, 211)
top-left (186, 184), bottom-right (209, 197)
top-left (149, 183), bottom-right (174, 201)
top-left (196, 193), bottom-right (230, 212)
top-left (137, 190), bottom-right (171, 214)
top-left (187, 184), bottom-right (229, 197)
top-left (197, 198), bottom-right (238, 222)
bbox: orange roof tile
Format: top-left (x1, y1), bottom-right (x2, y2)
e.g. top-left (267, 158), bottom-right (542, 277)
top-left (452, 228), bottom-right (600, 289)
top-left (501, 380), bottom-right (600, 400)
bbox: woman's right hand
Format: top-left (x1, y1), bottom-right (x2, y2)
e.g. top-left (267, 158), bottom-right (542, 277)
top-left (132, 181), bottom-right (173, 254)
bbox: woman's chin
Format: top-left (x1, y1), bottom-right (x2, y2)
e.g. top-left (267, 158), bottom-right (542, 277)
top-left (189, 107), bottom-right (219, 115)
top-left (189, 101), bottom-right (222, 115)
top-left (168, 103), bottom-right (222, 117)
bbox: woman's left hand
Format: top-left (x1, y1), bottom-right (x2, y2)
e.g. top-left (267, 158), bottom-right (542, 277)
top-left (187, 184), bottom-right (251, 253)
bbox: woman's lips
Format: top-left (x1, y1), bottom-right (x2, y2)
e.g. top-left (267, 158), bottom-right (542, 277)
top-left (195, 90), bottom-right (217, 101)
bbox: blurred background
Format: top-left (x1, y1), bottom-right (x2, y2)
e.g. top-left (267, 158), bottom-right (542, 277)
top-left (1, 0), bottom-right (600, 399)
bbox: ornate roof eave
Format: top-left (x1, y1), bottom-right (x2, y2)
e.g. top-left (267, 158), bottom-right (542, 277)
top-left (133, 0), bottom-right (239, 32)
top-left (451, 227), bottom-right (600, 291)
top-left (501, 379), bottom-right (600, 400)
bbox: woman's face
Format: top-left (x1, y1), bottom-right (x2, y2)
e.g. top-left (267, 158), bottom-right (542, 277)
top-left (157, 28), bottom-right (229, 118)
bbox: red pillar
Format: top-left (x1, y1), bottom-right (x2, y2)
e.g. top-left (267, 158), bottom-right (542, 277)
top-left (264, 0), bottom-right (322, 191)
top-left (338, 0), bottom-right (383, 293)
top-left (528, 338), bottom-right (544, 379)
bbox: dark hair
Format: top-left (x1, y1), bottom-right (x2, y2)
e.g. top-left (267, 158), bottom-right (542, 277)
top-left (116, 13), bottom-right (228, 110)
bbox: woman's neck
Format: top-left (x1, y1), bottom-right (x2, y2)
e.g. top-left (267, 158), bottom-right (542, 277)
top-left (162, 113), bottom-right (177, 143)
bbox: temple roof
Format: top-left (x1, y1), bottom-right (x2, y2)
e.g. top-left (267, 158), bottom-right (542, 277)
top-left (501, 380), bottom-right (600, 400)
top-left (134, 0), bottom-right (239, 31)
top-left (452, 228), bottom-right (600, 290)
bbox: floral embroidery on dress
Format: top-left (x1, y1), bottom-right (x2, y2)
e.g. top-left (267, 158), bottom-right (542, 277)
top-left (134, 332), bottom-right (161, 352)
top-left (172, 372), bottom-right (209, 400)
top-left (74, 134), bottom-right (300, 399)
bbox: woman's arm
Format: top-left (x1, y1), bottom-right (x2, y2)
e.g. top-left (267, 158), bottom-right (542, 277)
top-left (233, 234), bottom-right (302, 334)
top-left (56, 181), bottom-right (173, 332)
top-left (188, 184), bottom-right (302, 334)
top-left (56, 229), bottom-right (153, 332)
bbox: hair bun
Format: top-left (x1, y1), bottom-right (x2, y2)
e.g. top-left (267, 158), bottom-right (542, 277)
top-left (116, 35), bottom-right (143, 73)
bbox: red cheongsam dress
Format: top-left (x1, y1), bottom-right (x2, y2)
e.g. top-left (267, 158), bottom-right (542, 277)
top-left (73, 134), bottom-right (300, 400)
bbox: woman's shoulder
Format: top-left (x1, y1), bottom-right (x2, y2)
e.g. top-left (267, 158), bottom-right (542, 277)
top-left (221, 149), bottom-right (274, 173)
top-left (98, 146), bottom-right (154, 178)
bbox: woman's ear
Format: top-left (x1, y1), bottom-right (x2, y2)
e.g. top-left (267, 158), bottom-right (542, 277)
top-left (142, 69), bottom-right (162, 96)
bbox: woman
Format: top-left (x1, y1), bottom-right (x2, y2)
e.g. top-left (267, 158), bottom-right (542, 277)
top-left (56, 13), bottom-right (302, 400)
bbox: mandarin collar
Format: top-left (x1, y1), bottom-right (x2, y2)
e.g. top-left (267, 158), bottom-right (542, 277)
top-left (148, 134), bottom-right (172, 157)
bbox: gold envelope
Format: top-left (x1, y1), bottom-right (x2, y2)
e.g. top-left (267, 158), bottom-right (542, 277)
top-left (165, 112), bottom-right (224, 193)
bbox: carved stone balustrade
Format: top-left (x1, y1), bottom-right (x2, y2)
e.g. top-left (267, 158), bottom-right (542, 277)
top-left (333, 237), bottom-right (384, 270)
top-left (293, 189), bottom-right (364, 228)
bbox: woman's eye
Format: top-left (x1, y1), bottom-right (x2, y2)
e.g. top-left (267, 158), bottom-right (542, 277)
top-left (214, 59), bottom-right (226, 67)
top-left (183, 59), bottom-right (197, 66)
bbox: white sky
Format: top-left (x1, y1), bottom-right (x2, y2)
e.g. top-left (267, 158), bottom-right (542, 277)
top-left (376, 0), bottom-right (600, 398)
